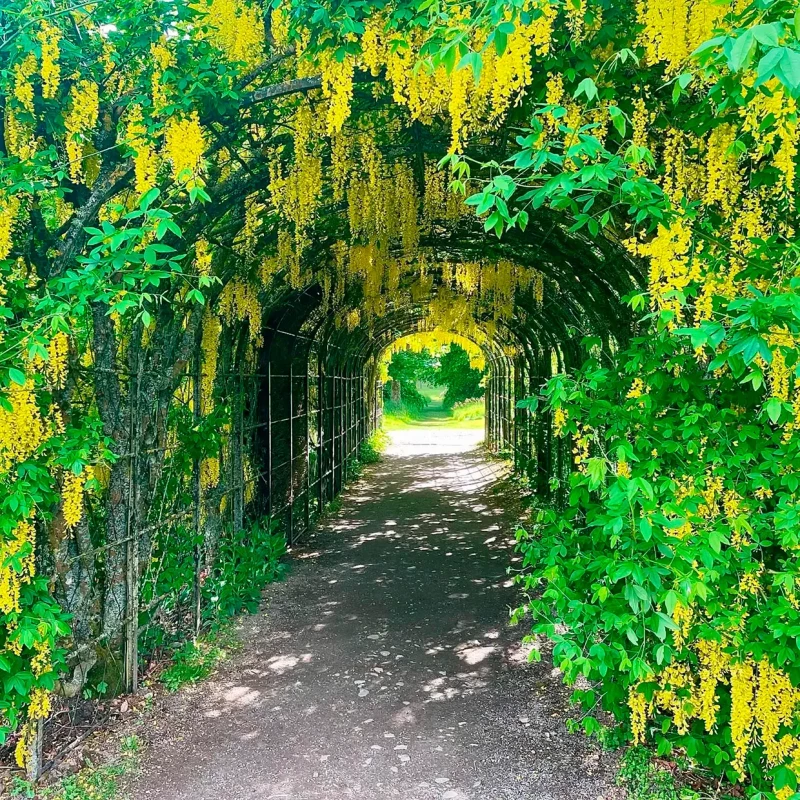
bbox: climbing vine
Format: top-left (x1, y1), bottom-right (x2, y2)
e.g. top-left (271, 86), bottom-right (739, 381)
top-left (0, 0), bottom-right (799, 795)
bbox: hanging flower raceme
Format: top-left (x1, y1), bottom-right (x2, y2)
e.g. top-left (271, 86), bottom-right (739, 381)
top-left (37, 21), bottom-right (61, 99)
top-left (124, 104), bottom-right (159, 195)
top-left (197, 0), bottom-right (266, 68)
top-left (64, 80), bottom-right (100, 182)
top-left (164, 112), bottom-right (208, 191)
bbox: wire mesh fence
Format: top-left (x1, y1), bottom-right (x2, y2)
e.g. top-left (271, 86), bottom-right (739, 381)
top-left (25, 335), bottom-right (381, 779)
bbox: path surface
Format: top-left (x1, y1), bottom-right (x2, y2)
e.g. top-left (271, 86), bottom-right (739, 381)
top-left (127, 427), bottom-right (617, 800)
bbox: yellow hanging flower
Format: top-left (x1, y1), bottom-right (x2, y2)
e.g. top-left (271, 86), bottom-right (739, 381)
top-left (37, 21), bottom-right (61, 99)
top-left (730, 659), bottom-right (755, 780)
top-left (62, 467), bottom-right (92, 530)
top-left (47, 332), bottom-right (69, 389)
top-left (164, 112), bottom-right (207, 190)
top-left (124, 104), bottom-right (159, 196)
top-left (64, 80), bottom-right (100, 182)
top-left (628, 686), bottom-right (648, 745)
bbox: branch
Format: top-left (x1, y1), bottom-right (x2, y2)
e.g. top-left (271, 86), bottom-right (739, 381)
top-left (238, 75), bottom-right (323, 109)
top-left (237, 71), bottom-right (380, 110)
top-left (52, 162), bottom-right (134, 278)
top-left (236, 48), bottom-right (296, 90)
top-left (91, 301), bottom-right (124, 442)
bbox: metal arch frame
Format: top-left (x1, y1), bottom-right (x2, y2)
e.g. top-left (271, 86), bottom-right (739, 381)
top-left (241, 217), bottom-right (645, 541)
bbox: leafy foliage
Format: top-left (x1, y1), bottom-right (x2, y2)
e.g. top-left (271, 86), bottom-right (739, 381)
top-left (384, 349), bottom-right (436, 411)
top-left (617, 747), bottom-right (698, 800)
top-left (514, 328), bottom-right (800, 794)
top-left (159, 630), bottom-right (237, 693)
top-left (202, 519), bottom-right (287, 621)
top-left (433, 344), bottom-right (485, 409)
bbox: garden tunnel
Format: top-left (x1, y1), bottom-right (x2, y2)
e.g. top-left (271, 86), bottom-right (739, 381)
top-left (24, 197), bottom-right (646, 777)
top-left (35, 208), bottom-right (644, 736)
top-left (247, 212), bottom-right (644, 546)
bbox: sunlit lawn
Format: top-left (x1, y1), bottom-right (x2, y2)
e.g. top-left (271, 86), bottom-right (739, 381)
top-left (382, 384), bottom-right (485, 430)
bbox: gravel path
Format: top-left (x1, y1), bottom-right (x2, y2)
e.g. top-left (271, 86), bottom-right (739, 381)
top-left (126, 428), bottom-right (617, 800)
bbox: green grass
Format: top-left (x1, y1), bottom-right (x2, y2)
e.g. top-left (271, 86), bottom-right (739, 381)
top-left (616, 747), bottom-right (701, 800)
top-left (159, 626), bottom-right (239, 692)
top-left (416, 383), bottom-right (447, 405)
top-left (382, 391), bottom-right (485, 430)
top-left (12, 735), bottom-right (143, 799)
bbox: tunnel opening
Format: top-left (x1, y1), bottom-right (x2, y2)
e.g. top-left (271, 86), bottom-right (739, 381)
top-left (247, 215), bottom-right (642, 547)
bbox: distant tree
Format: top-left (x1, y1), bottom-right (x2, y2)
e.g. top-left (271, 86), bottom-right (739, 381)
top-left (434, 345), bottom-right (485, 408)
top-left (384, 349), bottom-right (435, 410)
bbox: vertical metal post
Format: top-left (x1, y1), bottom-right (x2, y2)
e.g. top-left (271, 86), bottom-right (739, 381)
top-left (124, 365), bottom-right (140, 694)
top-left (318, 352), bottom-right (324, 511)
top-left (331, 373), bottom-right (336, 497)
top-left (267, 360), bottom-right (272, 517)
top-left (339, 375), bottom-right (345, 488)
top-left (192, 357), bottom-right (202, 639)
top-left (305, 366), bottom-right (310, 535)
top-left (233, 369), bottom-right (244, 533)
top-left (347, 374), bottom-right (352, 464)
top-left (288, 359), bottom-right (294, 544)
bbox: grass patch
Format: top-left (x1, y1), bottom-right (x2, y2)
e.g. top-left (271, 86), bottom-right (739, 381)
top-left (360, 429), bottom-right (389, 463)
top-left (159, 626), bottom-right (238, 693)
top-left (10, 735), bottom-right (142, 799)
top-left (381, 395), bottom-right (485, 430)
top-left (450, 399), bottom-right (485, 426)
top-left (617, 747), bottom-right (700, 800)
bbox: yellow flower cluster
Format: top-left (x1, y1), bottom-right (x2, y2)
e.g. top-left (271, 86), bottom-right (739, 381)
top-left (200, 456), bottom-right (220, 489)
top-left (64, 80), bottom-right (99, 182)
top-left (199, 0), bottom-right (265, 68)
top-left (629, 685), bottom-right (648, 744)
top-left (124, 104), bottom-right (159, 196)
top-left (4, 106), bottom-right (36, 161)
top-left (37, 22), bottom-right (61, 99)
top-left (626, 377), bottom-right (647, 399)
top-left (13, 54), bottom-right (37, 113)
top-left (704, 123), bottom-right (741, 216)
top-left (553, 407), bottom-right (567, 437)
top-left (151, 39), bottom-right (175, 114)
top-left (200, 309), bottom-right (221, 414)
top-left (280, 3), bottom-right (552, 152)
top-left (47, 332), bottom-right (69, 389)
top-left (0, 515), bottom-right (36, 615)
top-left (320, 53), bottom-right (355, 135)
top-left (632, 647), bottom-right (800, 783)
top-left (0, 380), bottom-right (44, 474)
top-left (218, 278), bottom-right (262, 345)
top-left (573, 424), bottom-right (590, 473)
top-left (164, 112), bottom-right (207, 190)
top-left (0, 193), bottom-right (20, 261)
top-left (195, 238), bottom-right (213, 276)
top-left (62, 467), bottom-right (91, 530)
top-left (269, 105), bottom-right (322, 271)
top-left (637, 0), bottom-right (730, 74)
top-left (626, 217), bottom-right (693, 326)
top-left (30, 638), bottom-right (52, 678)
top-left (14, 688), bottom-right (51, 770)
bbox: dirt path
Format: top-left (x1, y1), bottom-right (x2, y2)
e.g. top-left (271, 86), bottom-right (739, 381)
top-left (126, 428), bottom-right (617, 800)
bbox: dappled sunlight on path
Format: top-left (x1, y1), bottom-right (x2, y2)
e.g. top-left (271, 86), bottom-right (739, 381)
top-left (126, 427), bottom-right (616, 800)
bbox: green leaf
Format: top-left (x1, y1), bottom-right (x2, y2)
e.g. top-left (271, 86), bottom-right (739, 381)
top-left (8, 368), bottom-right (26, 386)
top-left (750, 23), bottom-right (780, 48)
top-left (729, 30), bottom-right (756, 72)
top-left (587, 458), bottom-right (607, 488)
top-left (765, 396), bottom-right (783, 424)
top-left (574, 77), bottom-right (598, 103)
top-left (782, 47), bottom-right (800, 94)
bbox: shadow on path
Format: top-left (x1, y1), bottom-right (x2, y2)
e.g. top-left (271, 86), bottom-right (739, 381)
top-left (126, 428), bottom-right (617, 800)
